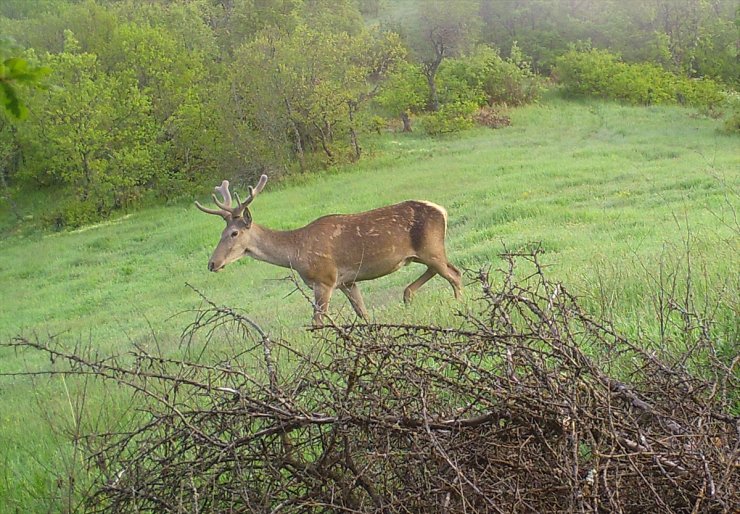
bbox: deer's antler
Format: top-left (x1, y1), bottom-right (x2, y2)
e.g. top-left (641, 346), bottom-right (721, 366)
top-left (195, 176), bottom-right (269, 220)
top-left (243, 174), bottom-right (268, 209)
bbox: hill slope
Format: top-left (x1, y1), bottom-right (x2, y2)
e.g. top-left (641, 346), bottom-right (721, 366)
top-left (1, 99), bottom-right (737, 344)
top-left (1, 98), bottom-right (738, 512)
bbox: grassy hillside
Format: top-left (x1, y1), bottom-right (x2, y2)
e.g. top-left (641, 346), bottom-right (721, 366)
top-left (1, 99), bottom-right (737, 341)
top-left (0, 98), bottom-right (738, 510)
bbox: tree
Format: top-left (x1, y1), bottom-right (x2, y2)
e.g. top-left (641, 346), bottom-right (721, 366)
top-left (227, 24), bottom-right (402, 170)
top-left (374, 61), bottom-right (426, 131)
top-left (403, 0), bottom-right (481, 111)
top-left (18, 32), bottom-right (160, 221)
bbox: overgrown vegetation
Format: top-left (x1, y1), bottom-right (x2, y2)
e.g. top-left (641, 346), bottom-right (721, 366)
top-left (4, 252), bottom-right (737, 512)
top-left (1, 98), bottom-right (737, 512)
top-left (477, 0), bottom-right (740, 85)
top-left (555, 47), bottom-right (726, 109)
top-left (0, 2), bottom-right (738, 511)
top-left (0, 0), bottom-right (737, 227)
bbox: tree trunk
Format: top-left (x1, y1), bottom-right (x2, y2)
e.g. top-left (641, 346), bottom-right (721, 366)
top-left (312, 121), bottom-right (334, 161)
top-left (423, 55), bottom-right (443, 112)
top-left (348, 101), bottom-right (361, 161)
top-left (283, 97), bottom-right (306, 172)
top-left (0, 124), bottom-right (22, 221)
top-left (427, 72), bottom-right (440, 112)
top-left (401, 111), bottom-right (412, 132)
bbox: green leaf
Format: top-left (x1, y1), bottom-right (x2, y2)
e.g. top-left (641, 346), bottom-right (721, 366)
top-left (0, 81), bottom-right (29, 119)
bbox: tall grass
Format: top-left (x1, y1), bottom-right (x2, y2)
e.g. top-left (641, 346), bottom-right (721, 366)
top-left (0, 97), bottom-right (737, 511)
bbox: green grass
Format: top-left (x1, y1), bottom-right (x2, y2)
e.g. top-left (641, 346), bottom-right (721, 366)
top-left (1, 98), bottom-right (738, 511)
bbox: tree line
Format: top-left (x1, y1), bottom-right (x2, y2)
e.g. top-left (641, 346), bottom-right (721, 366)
top-left (0, 0), bottom-right (736, 227)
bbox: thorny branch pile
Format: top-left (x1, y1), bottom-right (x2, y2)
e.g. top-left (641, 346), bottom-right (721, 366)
top-left (6, 253), bottom-right (738, 513)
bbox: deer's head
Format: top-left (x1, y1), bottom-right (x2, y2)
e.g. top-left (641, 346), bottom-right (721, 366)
top-left (195, 175), bottom-right (268, 272)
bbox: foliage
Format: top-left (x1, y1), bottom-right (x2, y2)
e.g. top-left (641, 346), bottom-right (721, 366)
top-left (421, 100), bottom-right (476, 135)
top-left (478, 0), bottom-right (739, 86)
top-left (0, 0), bottom-right (737, 229)
top-left (722, 92), bottom-right (740, 134)
top-left (0, 0), bottom-right (411, 226)
top-left (419, 44), bottom-right (541, 135)
top-left (555, 48), bottom-right (726, 108)
top-left (228, 25), bottom-right (403, 169)
top-left (16, 34), bottom-right (160, 225)
top-left (437, 44), bottom-right (543, 108)
top-left (399, 0), bottom-right (481, 111)
top-left (485, 42), bottom-right (544, 105)
top-left (724, 111), bottom-right (740, 134)
top-left (374, 61), bottom-right (427, 118)
top-left (0, 38), bottom-right (50, 119)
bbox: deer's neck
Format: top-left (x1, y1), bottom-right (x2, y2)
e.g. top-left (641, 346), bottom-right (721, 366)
top-left (247, 224), bottom-right (299, 269)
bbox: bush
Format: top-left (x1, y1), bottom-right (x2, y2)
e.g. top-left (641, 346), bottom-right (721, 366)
top-left (677, 77), bottom-right (725, 111)
top-left (484, 42), bottom-right (544, 106)
top-left (555, 48), bottom-right (726, 109)
top-left (724, 111), bottom-right (740, 133)
top-left (437, 45), bottom-right (544, 109)
top-left (472, 106), bottom-right (511, 128)
top-left (44, 197), bottom-right (107, 229)
top-left (421, 101), bottom-right (476, 135)
top-left (554, 48), bottom-right (620, 98)
top-left (10, 252), bottom-right (737, 512)
top-left (721, 92), bottom-right (740, 133)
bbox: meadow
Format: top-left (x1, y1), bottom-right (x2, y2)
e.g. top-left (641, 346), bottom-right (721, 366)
top-left (0, 97), bottom-right (738, 510)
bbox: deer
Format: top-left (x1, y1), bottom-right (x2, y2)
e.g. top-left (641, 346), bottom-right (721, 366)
top-left (195, 175), bottom-right (462, 325)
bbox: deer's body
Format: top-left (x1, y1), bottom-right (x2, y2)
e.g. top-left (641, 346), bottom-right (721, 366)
top-left (197, 177), bottom-right (461, 325)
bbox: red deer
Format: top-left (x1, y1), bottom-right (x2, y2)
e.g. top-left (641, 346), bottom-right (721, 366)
top-left (196, 175), bottom-right (462, 325)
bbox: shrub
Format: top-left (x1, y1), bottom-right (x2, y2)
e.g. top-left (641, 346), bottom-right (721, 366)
top-left (436, 58), bottom-right (487, 107)
top-left (437, 45), bottom-right (544, 109)
top-left (483, 42), bottom-right (544, 106)
top-left (555, 48), bottom-right (726, 109)
top-left (421, 100), bottom-right (476, 135)
top-left (472, 106), bottom-right (511, 128)
top-left (44, 197), bottom-right (107, 229)
top-left (721, 92), bottom-right (740, 133)
top-left (724, 111), bottom-right (740, 133)
top-left (554, 48), bottom-right (620, 98)
top-left (9, 252), bottom-right (737, 512)
top-left (676, 78), bottom-right (725, 110)
top-left (374, 61), bottom-right (427, 123)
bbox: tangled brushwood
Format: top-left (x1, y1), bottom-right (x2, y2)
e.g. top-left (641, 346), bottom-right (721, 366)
top-left (5, 252), bottom-right (738, 513)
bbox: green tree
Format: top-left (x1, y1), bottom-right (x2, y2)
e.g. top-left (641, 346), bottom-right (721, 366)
top-left (301, 0), bottom-right (364, 34)
top-left (402, 0), bottom-right (481, 111)
top-left (204, 0), bottom-right (301, 56)
top-left (228, 24), bottom-right (402, 170)
top-left (18, 32), bottom-right (160, 223)
top-left (375, 61), bottom-right (427, 131)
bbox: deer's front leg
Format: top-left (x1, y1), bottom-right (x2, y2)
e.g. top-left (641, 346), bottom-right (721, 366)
top-left (312, 282), bottom-right (335, 326)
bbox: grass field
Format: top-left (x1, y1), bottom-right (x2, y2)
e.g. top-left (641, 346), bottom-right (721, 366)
top-left (1, 97), bottom-right (738, 510)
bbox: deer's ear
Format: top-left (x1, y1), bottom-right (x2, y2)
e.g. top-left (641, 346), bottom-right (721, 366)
top-left (243, 208), bottom-right (253, 228)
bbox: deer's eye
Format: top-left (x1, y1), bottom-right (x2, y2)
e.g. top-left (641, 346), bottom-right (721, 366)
top-left (230, 231), bottom-right (239, 238)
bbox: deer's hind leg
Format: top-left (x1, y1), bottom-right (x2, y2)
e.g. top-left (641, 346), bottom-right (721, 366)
top-left (443, 262), bottom-right (463, 299)
top-left (405, 257), bottom-right (462, 303)
top-left (339, 283), bottom-right (369, 320)
top-left (403, 267), bottom-right (437, 304)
